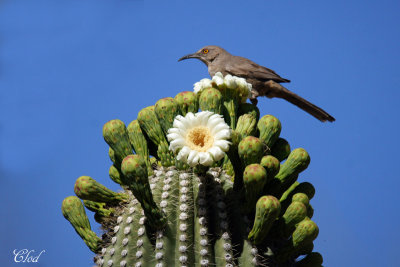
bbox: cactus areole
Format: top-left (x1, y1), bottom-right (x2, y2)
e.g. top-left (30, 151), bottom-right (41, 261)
top-left (62, 73), bottom-right (323, 267)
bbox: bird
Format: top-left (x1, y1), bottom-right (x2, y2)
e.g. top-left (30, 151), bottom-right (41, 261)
top-left (178, 45), bottom-right (335, 122)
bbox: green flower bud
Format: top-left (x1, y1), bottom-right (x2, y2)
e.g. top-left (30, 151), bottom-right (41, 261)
top-left (243, 164), bottom-right (268, 211)
top-left (174, 91), bottom-right (199, 116)
top-left (282, 201), bottom-right (308, 237)
top-left (199, 87), bottom-right (223, 114)
top-left (238, 102), bottom-right (260, 121)
top-left (248, 195), bottom-right (281, 245)
top-left (155, 97), bottom-right (180, 135)
top-left (108, 147), bottom-right (115, 164)
top-left (292, 218), bottom-right (319, 249)
top-left (260, 155), bottom-right (280, 179)
top-left (235, 113), bottom-right (257, 140)
top-left (61, 196), bottom-right (101, 252)
top-left (137, 106), bottom-right (166, 146)
top-left (275, 148), bottom-right (311, 192)
top-left (127, 119), bottom-right (152, 174)
top-left (103, 120), bottom-right (133, 166)
top-left (257, 115), bottom-right (281, 149)
top-left (238, 136), bottom-right (265, 166)
top-left (292, 193), bottom-right (310, 207)
top-left (74, 176), bottom-right (128, 203)
top-left (108, 165), bottom-right (122, 185)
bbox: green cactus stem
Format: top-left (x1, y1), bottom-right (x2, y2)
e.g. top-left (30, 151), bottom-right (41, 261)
top-left (83, 200), bottom-right (115, 218)
top-left (120, 154), bottom-right (166, 230)
top-left (62, 196), bottom-right (101, 252)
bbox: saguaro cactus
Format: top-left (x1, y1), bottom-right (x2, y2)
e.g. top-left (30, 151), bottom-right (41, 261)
top-left (62, 72), bottom-right (323, 266)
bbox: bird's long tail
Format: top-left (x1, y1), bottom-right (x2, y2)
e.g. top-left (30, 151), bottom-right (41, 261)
top-left (263, 81), bottom-right (335, 122)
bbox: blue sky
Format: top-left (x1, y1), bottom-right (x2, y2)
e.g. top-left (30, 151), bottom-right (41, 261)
top-left (1, 0), bottom-right (399, 266)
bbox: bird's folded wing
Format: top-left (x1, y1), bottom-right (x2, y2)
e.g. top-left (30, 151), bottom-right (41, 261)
top-left (225, 57), bottom-right (290, 83)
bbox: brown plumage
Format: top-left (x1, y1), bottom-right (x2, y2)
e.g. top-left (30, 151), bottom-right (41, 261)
top-left (178, 45), bottom-right (335, 122)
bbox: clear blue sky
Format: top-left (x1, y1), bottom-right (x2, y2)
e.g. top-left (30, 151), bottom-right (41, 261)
top-left (1, 0), bottom-right (399, 266)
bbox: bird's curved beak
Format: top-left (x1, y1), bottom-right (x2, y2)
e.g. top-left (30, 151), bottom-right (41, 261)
top-left (178, 53), bottom-right (200, 62)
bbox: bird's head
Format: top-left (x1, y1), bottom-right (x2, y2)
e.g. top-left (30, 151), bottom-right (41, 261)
top-left (178, 45), bottom-right (226, 66)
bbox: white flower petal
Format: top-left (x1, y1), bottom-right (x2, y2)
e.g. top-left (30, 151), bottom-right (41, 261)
top-left (224, 75), bottom-right (237, 89)
top-left (185, 112), bottom-right (195, 123)
top-left (188, 152), bottom-right (200, 167)
top-left (173, 118), bottom-right (186, 130)
top-left (187, 150), bottom-right (198, 164)
top-left (177, 146), bottom-right (191, 162)
top-left (215, 72), bottom-right (224, 78)
top-left (167, 132), bottom-right (181, 142)
top-left (214, 140), bottom-right (231, 151)
top-left (197, 111), bottom-right (212, 126)
top-left (212, 75), bottom-right (224, 86)
top-left (210, 122), bottom-right (230, 135)
top-left (206, 115), bottom-right (224, 129)
top-left (194, 78), bottom-right (212, 94)
top-left (170, 139), bottom-right (186, 152)
top-left (214, 129), bottom-right (231, 140)
top-left (199, 152), bottom-right (214, 166)
top-left (208, 146), bottom-right (225, 161)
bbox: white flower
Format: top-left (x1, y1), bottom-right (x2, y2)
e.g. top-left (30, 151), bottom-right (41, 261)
top-left (167, 111), bottom-right (231, 167)
top-left (224, 74), bottom-right (237, 89)
top-left (212, 72), bottom-right (253, 102)
top-left (193, 78), bottom-right (213, 94)
top-left (212, 72), bottom-right (224, 87)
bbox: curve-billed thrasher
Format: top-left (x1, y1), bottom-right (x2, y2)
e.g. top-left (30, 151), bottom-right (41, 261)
top-left (178, 45), bottom-right (335, 122)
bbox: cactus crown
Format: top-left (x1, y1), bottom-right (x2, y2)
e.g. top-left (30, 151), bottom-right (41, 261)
top-left (62, 73), bottom-right (323, 267)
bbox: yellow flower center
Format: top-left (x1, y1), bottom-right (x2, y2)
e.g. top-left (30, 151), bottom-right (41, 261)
top-left (186, 126), bottom-right (214, 152)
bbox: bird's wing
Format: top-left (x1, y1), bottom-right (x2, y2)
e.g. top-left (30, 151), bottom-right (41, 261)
top-left (225, 56), bottom-right (290, 83)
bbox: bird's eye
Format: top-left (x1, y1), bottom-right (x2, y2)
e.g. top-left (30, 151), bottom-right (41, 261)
top-left (202, 49), bottom-right (209, 54)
